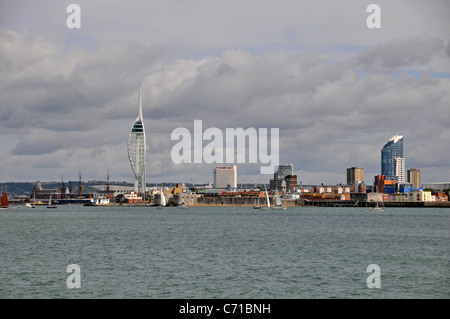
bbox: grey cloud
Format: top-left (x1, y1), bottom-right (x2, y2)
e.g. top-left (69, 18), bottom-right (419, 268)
top-left (131, 49), bottom-right (449, 184)
top-left (1, 26), bottom-right (450, 183)
top-left (153, 50), bottom-right (356, 129)
top-left (0, 30), bottom-right (175, 133)
top-left (355, 34), bottom-right (445, 71)
top-left (215, 63), bottom-right (234, 77)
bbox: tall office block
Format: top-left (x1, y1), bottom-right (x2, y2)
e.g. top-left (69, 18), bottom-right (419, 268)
top-left (381, 135), bottom-right (404, 181)
top-left (270, 164), bottom-right (294, 191)
top-left (395, 157), bottom-right (405, 184)
top-left (214, 165), bottom-right (237, 188)
top-left (407, 169), bottom-right (421, 188)
top-left (347, 167), bottom-right (364, 185)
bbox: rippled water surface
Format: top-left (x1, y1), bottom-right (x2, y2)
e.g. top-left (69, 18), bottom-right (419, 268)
top-left (1, 205), bottom-right (449, 298)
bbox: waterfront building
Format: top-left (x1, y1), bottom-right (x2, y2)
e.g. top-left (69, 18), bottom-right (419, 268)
top-left (389, 193), bottom-right (409, 201)
top-left (435, 192), bottom-right (449, 202)
top-left (408, 190), bottom-right (433, 202)
top-left (274, 164), bottom-right (294, 180)
top-left (407, 169), bottom-right (421, 188)
top-left (351, 192), bottom-right (384, 203)
top-left (214, 165), bottom-right (237, 188)
top-left (30, 180), bottom-right (92, 205)
top-left (127, 84), bottom-right (147, 195)
top-left (358, 183), bottom-right (367, 193)
top-left (395, 157), bottom-right (406, 183)
top-left (333, 185), bottom-right (352, 194)
top-left (347, 167), bottom-right (364, 192)
top-left (374, 175), bottom-right (398, 194)
top-left (421, 182), bottom-right (450, 192)
top-left (172, 193), bottom-right (203, 206)
top-left (347, 167), bottom-right (364, 185)
top-left (283, 175), bottom-right (298, 192)
top-left (397, 183), bottom-right (415, 193)
top-left (123, 192), bottom-right (143, 204)
top-left (269, 164), bottom-right (294, 191)
top-left (381, 135), bottom-right (404, 181)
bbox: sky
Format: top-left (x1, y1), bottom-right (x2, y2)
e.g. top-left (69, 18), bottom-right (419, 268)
top-left (1, 0), bottom-right (449, 186)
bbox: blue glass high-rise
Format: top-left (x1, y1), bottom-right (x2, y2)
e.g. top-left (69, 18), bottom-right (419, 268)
top-left (381, 135), bottom-right (404, 181)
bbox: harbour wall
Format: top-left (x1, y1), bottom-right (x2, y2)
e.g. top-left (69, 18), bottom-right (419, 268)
top-left (196, 196), bottom-right (304, 206)
top-left (303, 199), bottom-right (450, 208)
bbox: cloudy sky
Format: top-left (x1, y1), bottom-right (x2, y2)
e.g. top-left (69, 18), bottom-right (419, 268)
top-left (1, 0), bottom-right (449, 186)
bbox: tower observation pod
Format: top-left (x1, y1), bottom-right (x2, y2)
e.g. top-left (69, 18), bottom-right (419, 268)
top-left (127, 84), bottom-right (147, 195)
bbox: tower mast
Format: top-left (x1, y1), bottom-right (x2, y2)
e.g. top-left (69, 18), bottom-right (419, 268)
top-left (107, 168), bottom-right (110, 197)
top-left (127, 84), bottom-right (147, 196)
top-left (78, 168), bottom-right (82, 198)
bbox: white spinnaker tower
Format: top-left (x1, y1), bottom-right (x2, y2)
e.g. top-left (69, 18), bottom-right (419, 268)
top-left (127, 84), bottom-right (147, 194)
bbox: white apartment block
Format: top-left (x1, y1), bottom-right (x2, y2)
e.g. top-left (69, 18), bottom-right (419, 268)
top-left (408, 190), bottom-right (433, 202)
top-left (214, 165), bottom-right (237, 188)
top-left (395, 157), bottom-right (405, 184)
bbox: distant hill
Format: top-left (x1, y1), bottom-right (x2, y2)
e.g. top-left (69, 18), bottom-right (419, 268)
top-left (0, 181), bottom-right (133, 196)
top-left (1, 181), bottom-right (242, 197)
top-left (0, 182), bottom-right (36, 195)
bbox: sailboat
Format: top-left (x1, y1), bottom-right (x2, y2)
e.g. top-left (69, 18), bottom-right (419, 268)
top-left (260, 186), bottom-right (270, 211)
top-left (25, 192), bottom-right (36, 208)
top-left (0, 191), bottom-right (9, 209)
top-left (157, 189), bottom-right (166, 209)
top-left (47, 193), bottom-right (57, 209)
top-left (31, 192), bottom-right (36, 208)
top-left (253, 195), bottom-right (261, 209)
top-left (271, 189), bottom-right (286, 210)
top-left (177, 202), bottom-right (189, 209)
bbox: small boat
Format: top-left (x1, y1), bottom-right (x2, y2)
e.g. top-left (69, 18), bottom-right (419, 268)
top-left (271, 190), bottom-right (286, 210)
top-left (370, 202), bottom-right (384, 211)
top-left (177, 202), bottom-right (189, 209)
top-left (30, 193), bottom-right (36, 208)
top-left (0, 191), bottom-right (9, 209)
top-left (47, 194), bottom-right (57, 209)
top-left (253, 196), bottom-right (261, 209)
top-left (157, 189), bottom-right (166, 209)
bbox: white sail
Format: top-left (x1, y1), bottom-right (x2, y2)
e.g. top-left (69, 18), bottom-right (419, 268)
top-left (265, 185), bottom-right (270, 208)
top-left (160, 189), bottom-right (166, 207)
top-left (275, 190), bottom-right (282, 206)
top-left (47, 193), bottom-right (57, 208)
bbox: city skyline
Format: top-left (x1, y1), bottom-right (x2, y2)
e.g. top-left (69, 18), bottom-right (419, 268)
top-left (1, 1), bottom-right (449, 185)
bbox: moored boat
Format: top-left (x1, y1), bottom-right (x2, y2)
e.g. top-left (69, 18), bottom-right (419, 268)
top-left (47, 193), bottom-right (57, 209)
top-left (0, 191), bottom-right (9, 209)
top-left (370, 202), bottom-right (384, 211)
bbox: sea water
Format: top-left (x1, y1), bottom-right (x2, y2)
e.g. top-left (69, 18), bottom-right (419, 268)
top-left (0, 205), bottom-right (448, 298)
